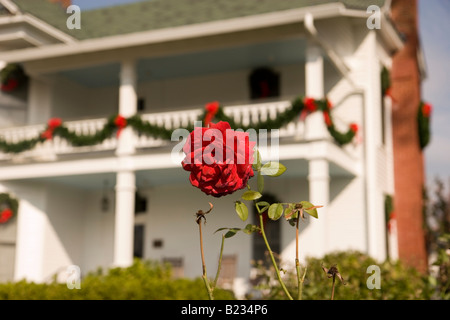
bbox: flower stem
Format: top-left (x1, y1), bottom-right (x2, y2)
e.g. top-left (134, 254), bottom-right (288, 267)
top-left (212, 234), bottom-right (225, 290)
top-left (331, 275), bottom-right (336, 300)
top-left (295, 217), bottom-right (306, 300)
top-left (258, 212), bottom-right (293, 300)
top-left (198, 220), bottom-right (214, 300)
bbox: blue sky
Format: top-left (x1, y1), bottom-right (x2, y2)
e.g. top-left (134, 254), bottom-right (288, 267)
top-left (72, 0), bottom-right (145, 10)
top-left (72, 0), bottom-right (449, 190)
top-left (418, 0), bottom-right (450, 191)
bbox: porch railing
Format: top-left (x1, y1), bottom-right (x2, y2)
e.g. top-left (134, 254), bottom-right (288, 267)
top-left (0, 100), bottom-right (310, 162)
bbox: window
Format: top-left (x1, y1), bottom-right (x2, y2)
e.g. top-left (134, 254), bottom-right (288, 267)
top-left (249, 67), bottom-right (280, 100)
top-left (134, 224), bottom-right (145, 258)
top-left (134, 192), bottom-right (147, 214)
top-left (137, 97), bottom-right (145, 112)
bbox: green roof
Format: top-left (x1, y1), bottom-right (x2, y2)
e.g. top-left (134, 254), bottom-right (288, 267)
top-left (12, 0), bottom-right (386, 40)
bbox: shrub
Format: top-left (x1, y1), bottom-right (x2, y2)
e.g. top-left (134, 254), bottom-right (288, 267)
top-left (250, 250), bottom-right (434, 300)
top-left (0, 259), bottom-right (235, 300)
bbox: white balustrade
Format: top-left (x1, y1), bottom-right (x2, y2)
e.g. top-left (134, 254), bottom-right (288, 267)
top-left (0, 100), bottom-right (305, 161)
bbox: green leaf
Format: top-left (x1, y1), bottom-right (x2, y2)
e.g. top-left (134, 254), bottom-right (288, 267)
top-left (215, 227), bottom-right (242, 238)
top-left (257, 172), bottom-right (264, 193)
top-left (225, 228), bottom-right (241, 238)
top-left (268, 203), bottom-right (284, 220)
top-left (252, 149), bottom-right (262, 171)
top-left (255, 201), bottom-right (270, 213)
top-left (260, 162), bottom-right (287, 177)
top-left (243, 224), bottom-right (261, 235)
top-left (300, 201), bottom-right (319, 219)
top-left (241, 190), bottom-right (262, 201)
top-left (235, 201), bottom-right (249, 221)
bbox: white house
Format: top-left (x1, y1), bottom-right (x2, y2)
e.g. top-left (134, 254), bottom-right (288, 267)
top-left (0, 0), bottom-right (402, 297)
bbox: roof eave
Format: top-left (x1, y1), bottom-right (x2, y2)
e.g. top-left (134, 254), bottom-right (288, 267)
top-left (0, 3), bottom-right (348, 64)
top-left (0, 2), bottom-right (404, 65)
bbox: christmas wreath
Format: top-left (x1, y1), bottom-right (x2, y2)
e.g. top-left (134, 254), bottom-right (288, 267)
top-left (0, 63), bottom-right (27, 93)
top-left (0, 193), bottom-right (19, 225)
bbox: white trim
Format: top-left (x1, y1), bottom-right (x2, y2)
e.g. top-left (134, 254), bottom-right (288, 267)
top-left (0, 140), bottom-right (358, 181)
top-left (0, 12), bottom-right (77, 45)
top-left (304, 12), bottom-right (356, 89)
top-left (0, 3), bottom-right (361, 63)
top-left (0, 0), bottom-right (20, 15)
top-left (338, 7), bottom-right (404, 52)
top-left (22, 13), bottom-right (77, 44)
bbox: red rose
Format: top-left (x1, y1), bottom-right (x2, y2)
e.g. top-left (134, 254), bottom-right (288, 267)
top-left (0, 208), bottom-right (13, 224)
top-left (181, 121), bottom-right (256, 197)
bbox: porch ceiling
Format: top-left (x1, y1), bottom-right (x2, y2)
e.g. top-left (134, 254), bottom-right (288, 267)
top-left (56, 37), bottom-right (307, 87)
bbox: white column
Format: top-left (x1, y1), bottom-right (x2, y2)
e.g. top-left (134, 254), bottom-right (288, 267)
top-left (362, 31), bottom-right (385, 261)
top-left (14, 188), bottom-right (47, 282)
top-left (116, 59), bottom-right (138, 156)
top-left (305, 42), bottom-right (326, 140)
top-left (113, 170), bottom-right (136, 267)
top-left (307, 159), bottom-right (329, 256)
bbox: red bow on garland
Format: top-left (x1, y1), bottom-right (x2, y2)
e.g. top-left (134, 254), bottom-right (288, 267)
top-left (114, 115), bottom-right (128, 138)
top-left (41, 118), bottom-right (62, 140)
top-left (422, 103), bottom-right (432, 118)
top-left (300, 97), bottom-right (317, 121)
top-left (203, 101), bottom-right (220, 127)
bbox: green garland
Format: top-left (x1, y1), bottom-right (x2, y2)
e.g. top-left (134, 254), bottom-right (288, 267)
top-left (381, 66), bottom-right (391, 97)
top-left (0, 193), bottom-right (19, 225)
top-left (0, 96), bottom-right (359, 154)
top-left (418, 101), bottom-right (432, 149)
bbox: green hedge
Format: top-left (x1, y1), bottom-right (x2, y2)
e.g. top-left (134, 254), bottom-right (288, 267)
top-left (0, 252), bottom-right (438, 300)
top-left (0, 259), bottom-right (235, 300)
top-left (251, 251), bottom-right (434, 300)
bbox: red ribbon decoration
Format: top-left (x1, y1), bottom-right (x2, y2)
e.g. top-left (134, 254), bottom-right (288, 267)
top-left (114, 115), bottom-right (127, 138)
top-left (422, 103), bottom-right (432, 117)
top-left (387, 211), bottom-right (396, 233)
top-left (1, 78), bottom-right (19, 92)
top-left (323, 111), bottom-right (332, 127)
top-left (300, 97), bottom-right (317, 121)
top-left (41, 117), bottom-right (62, 140)
top-left (203, 101), bottom-right (220, 127)
top-left (384, 87), bottom-right (396, 103)
top-left (350, 123), bottom-right (362, 144)
top-left (0, 208), bottom-right (13, 224)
